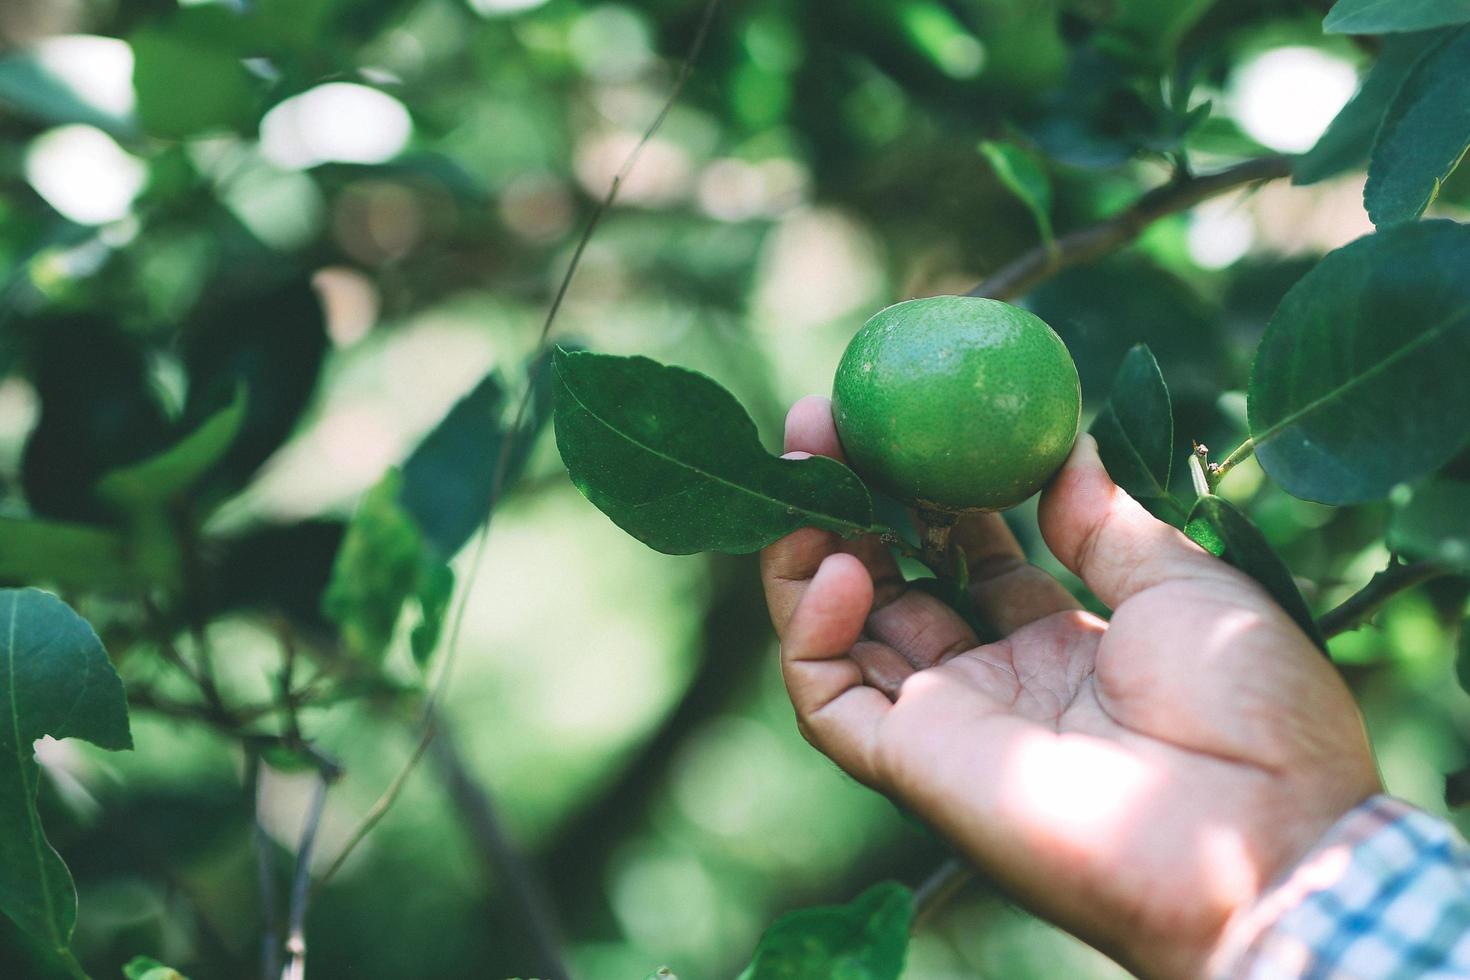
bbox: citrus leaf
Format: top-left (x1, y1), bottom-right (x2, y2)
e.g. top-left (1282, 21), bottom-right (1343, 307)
top-left (1295, 30), bottom-right (1445, 186)
top-left (1365, 26), bottom-right (1470, 226)
top-left (978, 140), bottom-right (1053, 245)
top-left (0, 517), bottom-right (140, 592)
top-left (123, 956), bottom-right (190, 980)
top-left (130, 7), bottom-right (262, 139)
top-left (1247, 221), bottom-right (1470, 504)
top-left (94, 387), bottom-right (247, 513)
top-left (322, 471), bottom-right (424, 662)
top-left (1457, 618), bottom-right (1470, 695)
top-left (0, 589), bottom-right (131, 959)
top-left (739, 882), bottom-right (912, 980)
top-left (1387, 478), bottom-right (1470, 570)
top-left (1089, 344), bottom-right (1174, 502)
top-left (1324, 0), bottom-right (1470, 34)
top-left (553, 348), bottom-right (874, 555)
top-left (1184, 496), bottom-right (1327, 652)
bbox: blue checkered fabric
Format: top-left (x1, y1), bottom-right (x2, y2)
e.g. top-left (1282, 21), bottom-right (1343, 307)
top-left (1215, 796), bottom-right (1470, 979)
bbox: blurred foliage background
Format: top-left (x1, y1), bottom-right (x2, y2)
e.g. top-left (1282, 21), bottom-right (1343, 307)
top-left (1, 0), bottom-right (1469, 977)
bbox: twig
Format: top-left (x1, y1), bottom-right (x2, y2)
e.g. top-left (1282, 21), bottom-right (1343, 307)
top-left (248, 752), bottom-right (282, 980)
top-left (1209, 438), bottom-right (1255, 489)
top-left (428, 717), bottom-right (570, 980)
top-left (281, 774), bottom-right (331, 980)
top-left (312, 0), bottom-right (724, 890)
top-left (911, 857), bottom-right (975, 933)
top-left (1318, 559), bottom-right (1452, 638)
top-left (969, 156), bottom-right (1292, 301)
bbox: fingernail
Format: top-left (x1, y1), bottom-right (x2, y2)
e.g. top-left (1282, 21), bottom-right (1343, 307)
top-left (782, 451), bottom-right (813, 461)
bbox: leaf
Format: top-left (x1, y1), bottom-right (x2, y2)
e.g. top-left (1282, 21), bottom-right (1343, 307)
top-left (0, 589), bottom-right (131, 959)
top-left (1295, 31), bottom-right (1445, 186)
top-left (182, 277), bottom-right (327, 491)
top-left (1387, 478), bottom-right (1470, 571)
top-left (123, 956), bottom-right (190, 980)
top-left (1089, 345), bottom-right (1174, 502)
top-left (1247, 221), bottom-right (1470, 505)
top-left (978, 140), bottom-right (1053, 245)
top-left (1184, 496), bottom-right (1327, 652)
top-left (410, 563), bottom-right (455, 670)
top-left (1325, 0), bottom-right (1470, 34)
top-left (553, 348), bottom-right (874, 555)
top-left (322, 472), bottom-right (424, 662)
top-left (0, 517), bottom-right (141, 592)
top-left (739, 881), bottom-right (912, 980)
top-left (1364, 26), bottom-right (1470, 226)
top-left (399, 351), bottom-right (554, 561)
top-left (1457, 618), bottom-right (1470, 695)
top-left (130, 7), bottom-right (262, 139)
top-left (94, 388), bottom-right (247, 513)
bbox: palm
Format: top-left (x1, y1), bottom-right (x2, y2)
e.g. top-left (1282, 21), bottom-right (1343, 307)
top-left (761, 397), bottom-right (1379, 978)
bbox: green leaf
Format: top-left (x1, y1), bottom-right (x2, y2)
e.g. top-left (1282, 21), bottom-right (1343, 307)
top-left (1089, 345), bottom-right (1174, 502)
top-left (978, 140), bottom-right (1053, 245)
top-left (1325, 0), bottom-right (1470, 34)
top-left (94, 388), bottom-right (247, 513)
top-left (1457, 618), bottom-right (1470, 695)
top-left (1295, 31), bottom-right (1445, 186)
top-left (553, 348), bottom-right (874, 555)
top-left (1387, 478), bottom-right (1470, 571)
top-left (410, 563), bottom-right (455, 670)
top-left (739, 882), bottom-right (912, 980)
top-left (641, 969), bottom-right (677, 980)
top-left (1365, 26), bottom-right (1470, 226)
top-left (1247, 221), bottom-right (1470, 505)
top-left (130, 7), bottom-right (262, 139)
top-left (0, 517), bottom-right (142, 591)
top-left (123, 956), bottom-right (190, 980)
top-left (1184, 496), bottom-right (1327, 652)
top-left (0, 589), bottom-right (131, 959)
top-left (322, 472), bottom-right (424, 662)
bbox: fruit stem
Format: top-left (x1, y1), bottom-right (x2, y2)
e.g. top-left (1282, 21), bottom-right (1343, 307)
top-left (918, 509), bottom-right (958, 577)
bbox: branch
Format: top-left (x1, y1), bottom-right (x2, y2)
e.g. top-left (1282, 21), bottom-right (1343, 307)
top-left (911, 857), bottom-right (975, 933)
top-left (428, 717), bottom-right (570, 980)
top-left (247, 752), bottom-right (282, 980)
top-left (281, 773), bottom-right (332, 980)
top-left (1318, 560), bottom-right (1453, 638)
top-left (969, 155), bottom-right (1293, 301)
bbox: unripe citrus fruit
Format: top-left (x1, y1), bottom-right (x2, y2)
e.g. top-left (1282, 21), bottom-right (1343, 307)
top-left (831, 295), bottom-right (1081, 513)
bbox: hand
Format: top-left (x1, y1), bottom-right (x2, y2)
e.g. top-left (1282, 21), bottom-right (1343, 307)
top-left (760, 396), bottom-right (1382, 979)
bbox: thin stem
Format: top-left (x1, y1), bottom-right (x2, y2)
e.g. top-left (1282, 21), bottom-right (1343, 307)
top-left (1318, 560), bottom-right (1453, 638)
top-left (1210, 438), bottom-right (1256, 487)
top-left (281, 774), bottom-right (331, 980)
top-left (312, 0), bottom-right (724, 890)
top-left (248, 752), bottom-right (282, 980)
top-left (969, 156), bottom-right (1292, 301)
top-left (55, 947), bottom-right (89, 980)
top-left (912, 858), bottom-right (975, 933)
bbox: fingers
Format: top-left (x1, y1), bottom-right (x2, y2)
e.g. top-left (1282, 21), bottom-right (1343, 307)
top-left (780, 553), bottom-right (891, 781)
top-left (1038, 434), bottom-right (1230, 609)
top-left (951, 512), bottom-right (1079, 634)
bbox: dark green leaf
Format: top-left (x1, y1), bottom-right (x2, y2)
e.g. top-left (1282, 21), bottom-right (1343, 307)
top-left (1446, 762), bottom-right (1470, 808)
top-left (94, 388), bottom-right (247, 513)
top-left (553, 348), bottom-right (873, 555)
top-left (739, 882), bottom-right (912, 980)
top-left (123, 956), bottom-right (189, 980)
top-left (978, 141), bottom-right (1053, 245)
top-left (182, 277), bottom-right (327, 491)
top-left (1365, 27), bottom-right (1470, 226)
top-left (1295, 31), bottom-right (1444, 186)
top-left (410, 563), bottom-right (455, 670)
top-left (1247, 221), bottom-right (1470, 504)
top-left (1089, 345), bottom-right (1174, 502)
top-left (1387, 478), bottom-right (1470, 570)
top-left (0, 589), bottom-right (131, 958)
top-left (1325, 0), bottom-right (1470, 34)
top-left (130, 8), bottom-right (261, 139)
top-left (1185, 496), bottom-right (1327, 652)
top-left (399, 351), bottom-right (554, 561)
top-left (1457, 618), bottom-right (1470, 695)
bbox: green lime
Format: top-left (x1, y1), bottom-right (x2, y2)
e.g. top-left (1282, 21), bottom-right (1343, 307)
top-left (831, 295), bottom-right (1081, 513)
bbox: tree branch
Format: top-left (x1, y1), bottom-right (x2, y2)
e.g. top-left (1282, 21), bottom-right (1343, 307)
top-left (969, 155), bottom-right (1293, 301)
top-left (428, 717), bottom-right (570, 980)
top-left (247, 752), bottom-right (282, 980)
top-left (282, 773), bottom-right (332, 980)
top-left (1318, 560), bottom-right (1453, 638)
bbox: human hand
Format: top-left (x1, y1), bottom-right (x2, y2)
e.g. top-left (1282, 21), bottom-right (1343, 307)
top-left (760, 396), bottom-right (1382, 979)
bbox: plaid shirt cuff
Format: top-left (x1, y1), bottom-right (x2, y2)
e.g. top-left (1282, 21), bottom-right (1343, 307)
top-left (1213, 795), bottom-right (1470, 979)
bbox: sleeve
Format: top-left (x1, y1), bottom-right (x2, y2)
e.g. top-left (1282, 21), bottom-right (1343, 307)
top-left (1212, 795), bottom-right (1470, 980)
